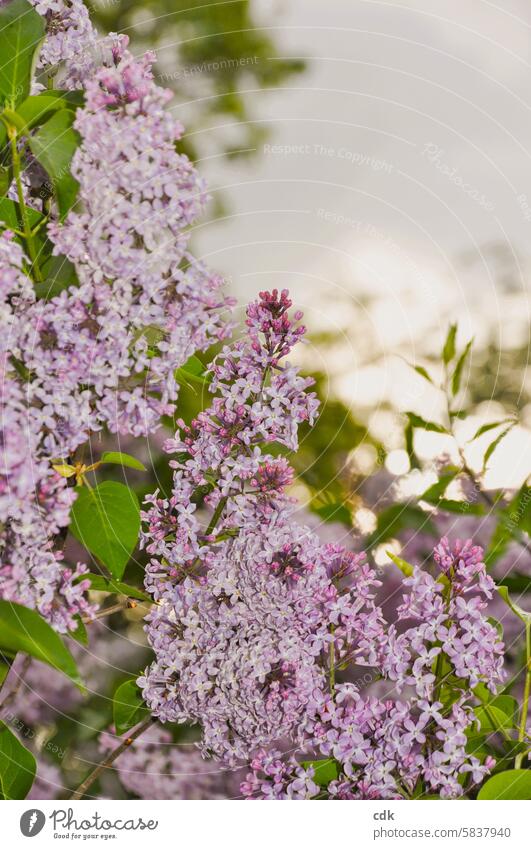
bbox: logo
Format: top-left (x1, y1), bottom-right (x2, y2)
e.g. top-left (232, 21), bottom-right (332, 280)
top-left (20, 809), bottom-right (46, 838)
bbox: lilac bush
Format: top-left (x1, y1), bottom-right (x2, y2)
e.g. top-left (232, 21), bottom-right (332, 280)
top-left (0, 0), bottom-right (529, 803)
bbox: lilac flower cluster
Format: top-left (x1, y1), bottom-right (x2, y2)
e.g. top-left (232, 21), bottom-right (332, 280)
top-left (99, 725), bottom-right (234, 800)
top-left (384, 537), bottom-right (504, 695)
top-left (241, 537), bottom-right (504, 799)
top-left (140, 292), bottom-right (385, 761)
top-left (30, 0), bottom-right (95, 71)
top-left (1, 12), bottom-right (232, 632)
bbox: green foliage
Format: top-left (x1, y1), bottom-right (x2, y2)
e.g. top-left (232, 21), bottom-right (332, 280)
top-left (84, 574), bottom-right (151, 603)
top-left (28, 108), bottom-right (80, 219)
top-left (113, 678), bottom-right (150, 735)
top-left (442, 324), bottom-right (457, 364)
top-left (0, 0), bottom-right (44, 107)
top-left (405, 412), bottom-right (448, 434)
top-left (100, 452), bottom-right (147, 472)
top-left (0, 721), bottom-right (36, 799)
top-left (478, 769), bottom-right (531, 800)
top-left (0, 600), bottom-right (81, 686)
top-left (301, 758), bottom-right (339, 787)
top-left (367, 503), bottom-right (435, 549)
top-left (70, 482), bottom-right (140, 580)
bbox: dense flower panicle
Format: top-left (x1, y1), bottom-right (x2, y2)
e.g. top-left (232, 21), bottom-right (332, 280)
top-left (385, 538), bottom-right (504, 695)
top-left (244, 684), bottom-right (495, 800)
top-left (140, 520), bottom-right (383, 764)
top-left (31, 0), bottom-right (96, 70)
top-left (0, 543), bottom-right (94, 633)
top-left (1, 19), bottom-right (232, 633)
top-left (99, 725), bottom-right (234, 800)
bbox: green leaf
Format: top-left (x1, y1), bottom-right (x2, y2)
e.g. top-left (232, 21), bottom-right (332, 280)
top-left (478, 770), bottom-right (531, 800)
top-left (386, 550), bottom-right (414, 577)
top-left (442, 323), bottom-right (457, 364)
top-left (433, 498), bottom-right (484, 516)
top-left (474, 697), bottom-right (518, 733)
top-left (100, 452), bottom-right (147, 472)
top-left (451, 339), bottom-right (473, 395)
top-left (33, 253), bottom-right (79, 300)
top-left (113, 679), bottom-right (150, 735)
top-left (176, 354), bottom-right (209, 387)
top-left (412, 364), bottom-right (433, 384)
top-left (419, 470), bottom-right (459, 504)
top-left (367, 503), bottom-right (435, 548)
top-left (0, 0), bottom-right (44, 107)
top-left (0, 721), bottom-right (36, 800)
top-left (28, 108), bottom-right (80, 219)
top-left (405, 412), bottom-right (448, 434)
top-left (84, 573), bottom-right (151, 603)
top-left (300, 758), bottom-right (339, 787)
top-left (471, 419), bottom-right (516, 441)
top-left (69, 482), bottom-right (140, 580)
top-left (70, 616), bottom-right (88, 646)
top-left (497, 585), bottom-right (531, 624)
top-left (0, 601), bottom-right (81, 686)
top-left (0, 196), bottom-right (43, 231)
top-left (483, 424), bottom-right (515, 470)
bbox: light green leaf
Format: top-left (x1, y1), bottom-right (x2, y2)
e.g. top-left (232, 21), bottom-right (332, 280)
top-left (478, 770), bottom-right (531, 800)
top-left (176, 354), bottom-right (209, 387)
top-left (451, 339), bottom-right (473, 395)
top-left (0, 721), bottom-right (36, 800)
top-left (0, 0), bottom-right (44, 107)
top-left (412, 364), bottom-right (433, 384)
top-left (442, 323), bottom-right (457, 364)
top-left (100, 452), bottom-right (147, 472)
top-left (386, 550), bottom-right (414, 577)
top-left (471, 419), bottom-right (516, 441)
top-left (0, 196), bottom-right (43, 231)
top-left (113, 679), bottom-right (150, 735)
top-left (497, 585), bottom-right (531, 624)
top-left (28, 108), bottom-right (80, 219)
top-left (0, 601), bottom-right (81, 686)
top-left (300, 758), bottom-right (339, 787)
top-left (483, 425), bottom-right (515, 470)
top-left (419, 470), bottom-right (459, 504)
top-left (70, 482), bottom-right (140, 580)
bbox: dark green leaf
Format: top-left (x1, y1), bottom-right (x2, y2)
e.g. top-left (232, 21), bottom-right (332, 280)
top-left (70, 482), bottom-right (140, 580)
top-left (0, 721), bottom-right (36, 799)
top-left (478, 770), bottom-right (531, 800)
top-left (0, 0), bottom-right (44, 107)
top-left (100, 452), bottom-right (147, 472)
top-left (0, 601), bottom-right (81, 686)
top-left (70, 616), bottom-right (88, 646)
top-left (405, 412), bottom-right (448, 434)
top-left (28, 109), bottom-right (80, 219)
top-left (113, 679), bottom-right (149, 735)
top-left (434, 498), bottom-right (484, 515)
top-left (34, 253), bottom-right (78, 300)
top-left (442, 323), bottom-right (457, 364)
top-left (367, 503), bottom-right (435, 548)
top-left (85, 573), bottom-right (151, 603)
